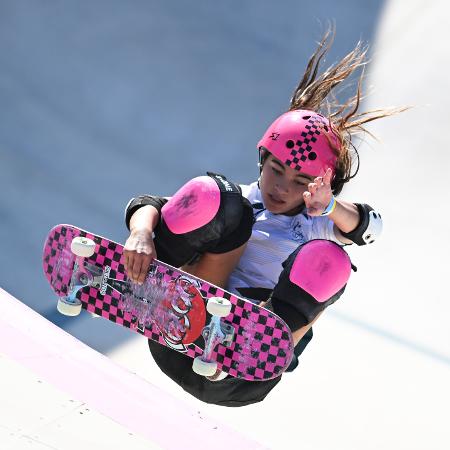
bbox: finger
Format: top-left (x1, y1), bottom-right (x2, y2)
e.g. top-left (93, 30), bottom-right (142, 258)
top-left (137, 272), bottom-right (147, 285)
top-left (323, 168), bottom-right (332, 185)
top-left (131, 257), bottom-right (144, 284)
top-left (123, 242), bottom-right (134, 273)
top-left (308, 182), bottom-right (318, 194)
top-left (124, 249), bottom-right (133, 275)
top-left (137, 254), bottom-right (152, 284)
top-left (125, 253), bottom-right (135, 281)
top-left (123, 251), bottom-right (130, 274)
top-left (303, 190), bottom-right (311, 205)
top-left (314, 176), bottom-right (323, 186)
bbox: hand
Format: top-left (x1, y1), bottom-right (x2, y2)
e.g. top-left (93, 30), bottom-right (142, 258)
top-left (303, 168), bottom-right (333, 216)
top-left (123, 229), bottom-right (156, 284)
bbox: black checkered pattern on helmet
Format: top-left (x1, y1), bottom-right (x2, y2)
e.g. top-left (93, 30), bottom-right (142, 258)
top-left (284, 115), bottom-right (328, 171)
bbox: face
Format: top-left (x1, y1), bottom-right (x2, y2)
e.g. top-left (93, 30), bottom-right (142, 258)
top-left (259, 154), bottom-right (314, 215)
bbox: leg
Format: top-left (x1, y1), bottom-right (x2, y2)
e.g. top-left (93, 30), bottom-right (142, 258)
top-left (131, 174), bottom-right (258, 405)
top-left (270, 239), bottom-right (352, 331)
top-left (154, 173), bottom-right (253, 267)
top-left (148, 339), bottom-right (281, 407)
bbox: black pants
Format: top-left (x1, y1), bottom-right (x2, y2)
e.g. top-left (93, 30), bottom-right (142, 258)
top-left (148, 327), bottom-right (313, 407)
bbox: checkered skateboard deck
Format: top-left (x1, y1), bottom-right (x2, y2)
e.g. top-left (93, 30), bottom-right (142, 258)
top-left (42, 224), bottom-right (294, 380)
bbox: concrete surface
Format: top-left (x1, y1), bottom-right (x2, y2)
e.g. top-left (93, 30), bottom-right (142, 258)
top-left (0, 288), bottom-right (264, 450)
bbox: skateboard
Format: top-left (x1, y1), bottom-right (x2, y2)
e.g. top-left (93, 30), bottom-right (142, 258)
top-left (42, 224), bottom-right (294, 380)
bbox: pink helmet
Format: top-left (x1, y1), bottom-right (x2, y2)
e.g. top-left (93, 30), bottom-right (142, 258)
top-left (257, 109), bottom-right (340, 177)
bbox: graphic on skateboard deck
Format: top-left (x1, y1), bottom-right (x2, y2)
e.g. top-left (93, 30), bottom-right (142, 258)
top-left (43, 224), bottom-right (294, 380)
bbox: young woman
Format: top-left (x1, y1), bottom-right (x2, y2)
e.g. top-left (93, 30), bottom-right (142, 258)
top-left (123, 29), bottom-right (402, 406)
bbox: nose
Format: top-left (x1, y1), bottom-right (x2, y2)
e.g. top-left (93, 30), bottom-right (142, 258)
top-left (275, 179), bottom-right (289, 194)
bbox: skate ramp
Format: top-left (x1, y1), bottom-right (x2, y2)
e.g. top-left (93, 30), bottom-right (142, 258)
top-left (0, 288), bottom-right (265, 450)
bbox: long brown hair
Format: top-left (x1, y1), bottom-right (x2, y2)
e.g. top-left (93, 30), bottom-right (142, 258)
top-left (287, 26), bottom-right (407, 195)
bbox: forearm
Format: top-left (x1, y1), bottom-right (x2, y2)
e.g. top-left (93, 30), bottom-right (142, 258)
top-left (125, 194), bottom-right (168, 232)
top-left (129, 205), bottom-right (160, 234)
top-left (328, 199), bottom-right (359, 234)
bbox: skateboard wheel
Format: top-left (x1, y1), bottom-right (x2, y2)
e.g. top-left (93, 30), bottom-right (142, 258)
top-left (206, 297), bottom-right (232, 317)
top-left (57, 297), bottom-right (82, 316)
top-left (192, 356), bottom-right (218, 377)
top-left (70, 236), bottom-right (96, 258)
top-left (206, 370), bottom-right (228, 382)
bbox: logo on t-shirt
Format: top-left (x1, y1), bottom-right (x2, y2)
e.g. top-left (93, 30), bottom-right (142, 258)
top-left (290, 220), bottom-right (305, 241)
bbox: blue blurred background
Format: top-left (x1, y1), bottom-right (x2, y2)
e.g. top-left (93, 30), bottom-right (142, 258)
top-left (0, 0), bottom-right (383, 348)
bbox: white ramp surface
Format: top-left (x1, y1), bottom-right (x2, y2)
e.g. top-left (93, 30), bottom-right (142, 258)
top-left (0, 357), bottom-right (162, 450)
top-left (0, 288), bottom-right (266, 450)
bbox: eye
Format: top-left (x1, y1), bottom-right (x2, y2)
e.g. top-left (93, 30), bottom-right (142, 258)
top-left (271, 167), bottom-right (282, 175)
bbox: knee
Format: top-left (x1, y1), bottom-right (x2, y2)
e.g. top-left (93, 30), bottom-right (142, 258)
top-left (155, 173), bottom-right (253, 266)
top-left (161, 176), bottom-right (220, 234)
top-left (288, 240), bottom-right (351, 302)
top-left (162, 173), bottom-right (243, 237)
top-left (271, 240), bottom-right (352, 330)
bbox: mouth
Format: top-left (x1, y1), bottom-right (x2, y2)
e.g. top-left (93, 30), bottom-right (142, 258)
top-left (268, 193), bottom-right (286, 205)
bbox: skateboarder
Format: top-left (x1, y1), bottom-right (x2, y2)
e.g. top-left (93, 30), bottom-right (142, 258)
top-left (123, 28), bottom-right (404, 406)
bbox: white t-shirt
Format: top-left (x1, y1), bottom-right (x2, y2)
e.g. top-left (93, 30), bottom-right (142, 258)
top-left (226, 181), bottom-right (342, 301)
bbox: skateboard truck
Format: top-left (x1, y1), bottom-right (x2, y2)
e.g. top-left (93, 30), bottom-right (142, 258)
top-left (192, 297), bottom-right (235, 377)
top-left (57, 237), bottom-right (98, 316)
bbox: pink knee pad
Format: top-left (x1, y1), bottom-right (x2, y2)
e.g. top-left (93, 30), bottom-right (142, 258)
top-left (289, 240), bottom-right (351, 302)
top-left (161, 176), bottom-right (221, 235)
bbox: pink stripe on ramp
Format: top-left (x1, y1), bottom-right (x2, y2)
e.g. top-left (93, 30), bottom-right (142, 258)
top-left (0, 288), bottom-right (266, 450)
